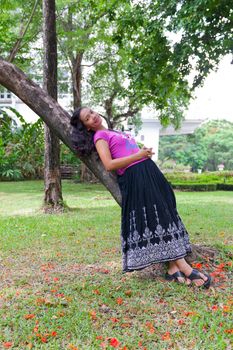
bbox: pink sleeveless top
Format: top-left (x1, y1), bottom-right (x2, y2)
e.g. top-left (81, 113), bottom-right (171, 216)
top-left (94, 129), bottom-right (146, 175)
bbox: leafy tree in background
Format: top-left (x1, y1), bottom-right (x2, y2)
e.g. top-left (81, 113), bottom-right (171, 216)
top-left (1, 0), bottom-right (232, 127)
top-left (113, 0), bottom-right (232, 126)
top-left (159, 120), bottom-right (233, 171)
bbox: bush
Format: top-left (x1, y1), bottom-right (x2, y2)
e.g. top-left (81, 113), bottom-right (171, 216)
top-left (171, 183), bottom-right (218, 191)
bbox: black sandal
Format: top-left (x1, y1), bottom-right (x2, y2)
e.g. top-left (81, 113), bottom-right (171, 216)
top-left (187, 269), bottom-right (212, 289)
top-left (165, 271), bottom-right (186, 283)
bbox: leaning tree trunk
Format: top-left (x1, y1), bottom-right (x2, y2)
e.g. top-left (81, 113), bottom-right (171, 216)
top-left (42, 0), bottom-right (63, 212)
top-left (0, 58), bottom-right (220, 264)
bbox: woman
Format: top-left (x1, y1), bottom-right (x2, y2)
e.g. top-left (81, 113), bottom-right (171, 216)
top-left (70, 106), bottom-right (212, 288)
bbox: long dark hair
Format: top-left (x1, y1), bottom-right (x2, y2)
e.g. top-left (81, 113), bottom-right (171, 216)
top-left (70, 107), bottom-right (96, 156)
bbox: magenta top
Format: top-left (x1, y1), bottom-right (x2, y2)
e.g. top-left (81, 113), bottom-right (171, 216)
top-left (93, 129), bottom-right (147, 175)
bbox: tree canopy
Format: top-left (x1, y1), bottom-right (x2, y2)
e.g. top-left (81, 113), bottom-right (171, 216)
top-left (1, 0), bottom-right (232, 127)
top-left (159, 120), bottom-right (233, 171)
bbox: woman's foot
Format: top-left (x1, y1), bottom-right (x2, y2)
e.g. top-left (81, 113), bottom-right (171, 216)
top-left (174, 258), bottom-right (211, 288)
top-left (166, 261), bottom-right (186, 284)
top-left (186, 269), bottom-right (212, 289)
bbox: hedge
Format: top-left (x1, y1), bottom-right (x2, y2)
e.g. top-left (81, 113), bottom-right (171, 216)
top-left (170, 183), bottom-right (233, 191)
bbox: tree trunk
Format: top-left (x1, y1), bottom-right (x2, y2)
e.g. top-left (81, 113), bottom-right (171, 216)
top-left (42, 0), bottom-right (63, 212)
top-left (72, 53), bottom-right (83, 109)
top-left (0, 58), bottom-right (220, 263)
top-left (0, 58), bottom-right (121, 204)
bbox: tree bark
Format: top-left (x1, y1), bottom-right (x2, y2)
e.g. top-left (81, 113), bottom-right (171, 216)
top-left (0, 58), bottom-right (219, 262)
top-left (72, 53), bottom-right (83, 109)
top-left (42, 0), bottom-right (63, 212)
top-left (0, 58), bottom-right (121, 204)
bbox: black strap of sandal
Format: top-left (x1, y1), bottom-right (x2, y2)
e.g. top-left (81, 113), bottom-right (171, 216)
top-left (165, 271), bottom-right (185, 281)
top-left (188, 269), bottom-right (212, 288)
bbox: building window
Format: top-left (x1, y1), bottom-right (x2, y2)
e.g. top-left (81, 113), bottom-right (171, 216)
top-left (0, 89), bottom-right (12, 100)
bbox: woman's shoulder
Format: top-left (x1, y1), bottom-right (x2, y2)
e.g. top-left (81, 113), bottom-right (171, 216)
top-left (94, 129), bottom-right (113, 143)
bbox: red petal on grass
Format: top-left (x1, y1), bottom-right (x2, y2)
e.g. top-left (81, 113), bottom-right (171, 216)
top-left (124, 290), bottom-right (132, 297)
top-left (138, 341), bottom-right (148, 350)
top-left (89, 311), bottom-right (97, 320)
top-left (178, 319), bottom-right (185, 325)
top-left (51, 331), bottom-right (57, 337)
top-left (96, 336), bottom-right (103, 340)
top-left (3, 343), bottom-right (13, 349)
top-left (116, 297), bottom-right (123, 305)
top-left (55, 293), bottom-right (65, 298)
top-left (222, 305), bottom-right (230, 312)
top-left (93, 289), bottom-right (101, 295)
top-left (211, 305), bottom-right (218, 311)
top-left (161, 332), bottom-right (170, 341)
top-left (53, 277), bottom-right (59, 282)
top-left (68, 344), bottom-right (79, 350)
top-left (183, 311), bottom-right (194, 317)
top-left (109, 338), bottom-right (120, 347)
top-left (110, 317), bottom-right (119, 323)
top-left (224, 329), bottom-right (233, 334)
top-left (41, 337), bottom-right (47, 343)
top-left (191, 262), bottom-right (202, 270)
top-left (24, 314), bottom-right (35, 320)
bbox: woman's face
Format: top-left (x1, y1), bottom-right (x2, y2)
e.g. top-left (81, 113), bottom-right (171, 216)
top-left (79, 108), bottom-right (102, 131)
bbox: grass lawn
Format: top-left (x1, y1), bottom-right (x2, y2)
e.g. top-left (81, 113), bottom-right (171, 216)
top-left (0, 180), bottom-right (232, 350)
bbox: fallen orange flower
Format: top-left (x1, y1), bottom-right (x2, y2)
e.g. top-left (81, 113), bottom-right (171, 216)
top-left (124, 290), bottom-right (132, 297)
top-left (178, 319), bottom-right (185, 325)
top-left (183, 311), bottom-right (195, 317)
top-left (68, 344), bottom-right (79, 350)
top-left (89, 310), bottom-right (97, 320)
top-left (192, 262), bottom-right (202, 270)
top-left (224, 329), bottom-right (233, 334)
top-left (93, 289), bottom-right (101, 295)
top-left (24, 314), bottom-right (35, 320)
top-left (3, 342), bottom-right (13, 349)
top-left (222, 305), bottom-right (230, 312)
top-left (211, 305), bottom-right (218, 311)
top-left (161, 332), bottom-right (170, 341)
top-left (116, 297), bottom-right (123, 305)
top-left (145, 321), bottom-right (155, 333)
top-left (109, 338), bottom-right (120, 348)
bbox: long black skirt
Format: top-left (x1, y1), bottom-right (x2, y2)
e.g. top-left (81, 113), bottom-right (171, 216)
top-left (117, 159), bottom-right (192, 273)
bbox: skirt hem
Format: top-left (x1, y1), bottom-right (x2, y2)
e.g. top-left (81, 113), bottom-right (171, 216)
top-left (122, 251), bottom-right (192, 273)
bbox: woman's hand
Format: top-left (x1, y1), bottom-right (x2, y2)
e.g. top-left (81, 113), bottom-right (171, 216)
top-left (137, 146), bottom-right (155, 159)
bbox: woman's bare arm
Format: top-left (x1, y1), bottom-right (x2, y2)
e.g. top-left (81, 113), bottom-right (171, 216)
top-left (95, 139), bottom-right (154, 171)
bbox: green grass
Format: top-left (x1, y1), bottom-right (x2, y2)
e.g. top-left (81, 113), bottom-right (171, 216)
top-left (0, 180), bottom-right (232, 350)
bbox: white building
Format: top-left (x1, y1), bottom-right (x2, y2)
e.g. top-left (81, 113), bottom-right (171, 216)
top-left (135, 118), bottom-right (205, 161)
top-left (0, 89), bottom-right (71, 123)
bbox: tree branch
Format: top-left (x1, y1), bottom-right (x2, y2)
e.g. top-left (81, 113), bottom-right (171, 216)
top-left (81, 54), bottom-right (113, 67)
top-left (0, 57), bottom-right (121, 205)
top-left (7, 0), bottom-right (40, 62)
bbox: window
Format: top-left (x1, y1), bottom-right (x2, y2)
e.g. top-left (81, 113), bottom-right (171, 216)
top-left (0, 89), bottom-right (12, 100)
top-left (141, 135), bottom-right (144, 141)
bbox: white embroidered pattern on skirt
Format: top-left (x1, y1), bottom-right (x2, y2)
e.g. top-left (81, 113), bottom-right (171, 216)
top-left (121, 204), bottom-right (191, 272)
